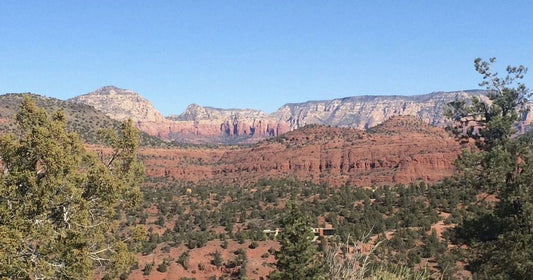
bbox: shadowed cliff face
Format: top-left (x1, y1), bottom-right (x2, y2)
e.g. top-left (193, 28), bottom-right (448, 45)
top-left (139, 116), bottom-right (462, 186)
top-left (68, 87), bottom-right (532, 144)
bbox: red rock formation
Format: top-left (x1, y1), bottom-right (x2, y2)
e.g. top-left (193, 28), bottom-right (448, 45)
top-left (136, 119), bottom-right (290, 144)
top-left (138, 116), bottom-right (462, 186)
top-left (68, 87), bottom-right (533, 145)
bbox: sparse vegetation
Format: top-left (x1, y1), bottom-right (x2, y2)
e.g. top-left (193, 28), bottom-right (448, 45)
top-left (1, 58), bottom-right (531, 279)
top-left (0, 93), bottom-right (168, 146)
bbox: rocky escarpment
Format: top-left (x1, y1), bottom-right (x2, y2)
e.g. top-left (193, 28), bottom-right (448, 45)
top-left (165, 104), bottom-right (290, 143)
top-left (0, 93), bottom-right (165, 146)
top-left (140, 116), bottom-right (461, 186)
top-left (272, 90), bottom-right (491, 130)
top-left (69, 87), bottom-right (532, 144)
top-left (171, 104), bottom-right (268, 122)
top-left (162, 90), bottom-right (495, 144)
top-left (68, 86), bottom-right (167, 123)
top-left (69, 87), bottom-right (289, 144)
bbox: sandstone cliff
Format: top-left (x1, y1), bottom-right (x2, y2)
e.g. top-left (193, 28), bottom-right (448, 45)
top-left (140, 116), bottom-right (461, 186)
top-left (68, 86), bottom-right (167, 123)
top-left (165, 104), bottom-right (290, 142)
top-left (69, 87), bottom-right (531, 144)
top-left (272, 90), bottom-right (490, 130)
top-left (69, 87), bottom-right (289, 144)
top-left (0, 92), bottom-right (463, 186)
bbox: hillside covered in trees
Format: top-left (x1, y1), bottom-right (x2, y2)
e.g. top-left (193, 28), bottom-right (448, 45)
top-left (0, 93), bottom-right (167, 147)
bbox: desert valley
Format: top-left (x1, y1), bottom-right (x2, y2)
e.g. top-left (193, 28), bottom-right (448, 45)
top-left (3, 2), bottom-right (533, 279)
top-left (2, 83), bottom-right (531, 279)
top-left (1, 86), bottom-right (489, 188)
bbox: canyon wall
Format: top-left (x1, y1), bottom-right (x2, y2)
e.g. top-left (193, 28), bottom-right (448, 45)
top-left (139, 116), bottom-right (462, 186)
top-left (69, 87), bottom-right (532, 144)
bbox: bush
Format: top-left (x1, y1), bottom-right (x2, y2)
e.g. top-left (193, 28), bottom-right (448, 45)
top-left (157, 259), bottom-right (170, 273)
top-left (212, 251), bottom-right (223, 267)
top-left (249, 241), bottom-right (259, 249)
top-left (143, 263), bottom-right (153, 276)
top-left (177, 251), bottom-right (190, 270)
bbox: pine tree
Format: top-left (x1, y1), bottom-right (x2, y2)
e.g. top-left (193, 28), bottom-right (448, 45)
top-left (446, 58), bottom-right (533, 278)
top-left (269, 200), bottom-right (325, 280)
top-left (0, 96), bottom-right (145, 279)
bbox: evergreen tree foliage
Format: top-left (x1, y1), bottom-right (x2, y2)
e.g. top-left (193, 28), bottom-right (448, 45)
top-left (0, 96), bottom-right (145, 279)
top-left (269, 200), bottom-right (325, 280)
top-left (446, 58), bottom-right (533, 278)
top-left (212, 250), bottom-right (223, 267)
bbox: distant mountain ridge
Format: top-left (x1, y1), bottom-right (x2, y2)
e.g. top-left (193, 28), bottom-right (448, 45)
top-left (169, 103), bottom-right (268, 122)
top-left (0, 93), bottom-right (165, 146)
top-left (273, 90), bottom-right (490, 130)
top-left (59, 86), bottom-right (532, 144)
top-left (0, 92), bottom-right (465, 185)
top-left (68, 86), bottom-right (167, 123)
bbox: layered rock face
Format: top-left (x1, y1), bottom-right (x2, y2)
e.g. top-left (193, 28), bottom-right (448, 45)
top-left (69, 87), bottom-right (289, 144)
top-left (69, 87), bottom-right (531, 144)
top-left (165, 104), bottom-right (290, 143)
top-left (140, 116), bottom-right (461, 186)
top-left (273, 90), bottom-right (491, 130)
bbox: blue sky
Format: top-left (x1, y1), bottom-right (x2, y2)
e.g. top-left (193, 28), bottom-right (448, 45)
top-left (1, 1), bottom-right (532, 115)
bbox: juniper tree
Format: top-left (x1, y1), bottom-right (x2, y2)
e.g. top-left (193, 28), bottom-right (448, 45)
top-left (269, 200), bottom-right (325, 280)
top-left (0, 96), bottom-right (145, 279)
top-left (446, 58), bottom-right (533, 278)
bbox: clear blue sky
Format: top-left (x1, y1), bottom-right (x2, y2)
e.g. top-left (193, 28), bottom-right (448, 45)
top-left (1, 1), bottom-right (532, 115)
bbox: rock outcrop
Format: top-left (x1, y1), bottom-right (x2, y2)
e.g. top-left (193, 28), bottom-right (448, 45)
top-left (69, 87), bottom-right (290, 144)
top-left (140, 116), bottom-right (462, 186)
top-left (0, 92), bottom-right (464, 186)
top-left (272, 90), bottom-right (491, 130)
top-left (166, 104), bottom-right (290, 142)
top-left (68, 86), bottom-right (167, 123)
top-left (69, 87), bottom-right (532, 144)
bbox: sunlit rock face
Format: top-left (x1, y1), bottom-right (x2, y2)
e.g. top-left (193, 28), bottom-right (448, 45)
top-left (70, 88), bottom-right (532, 144)
top-left (272, 90), bottom-right (491, 130)
top-left (68, 86), bottom-right (167, 123)
top-left (139, 116), bottom-right (463, 187)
